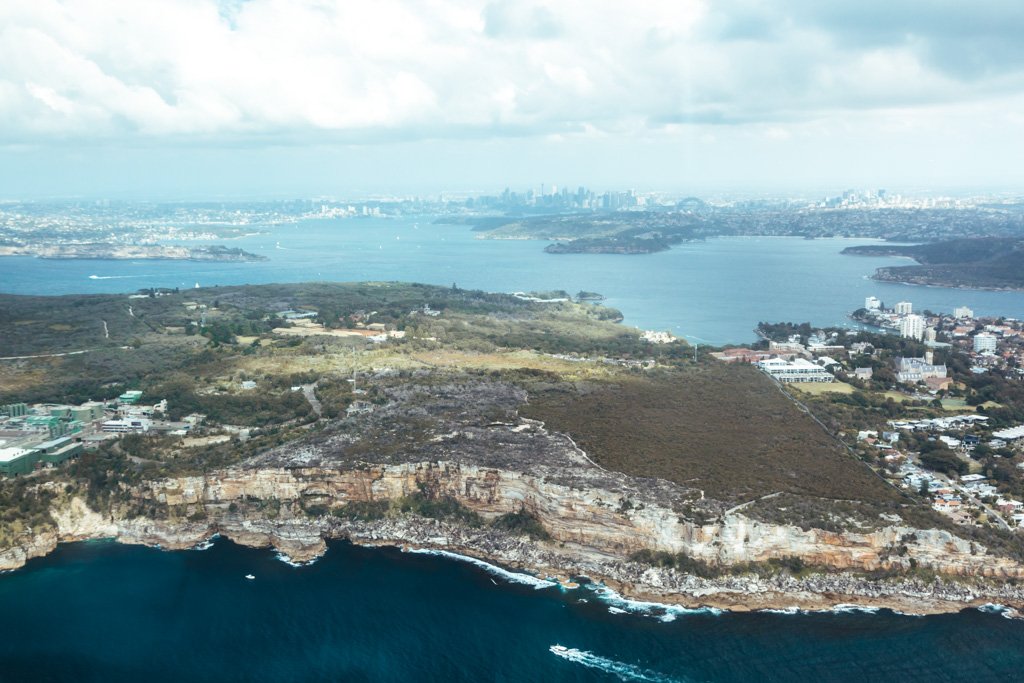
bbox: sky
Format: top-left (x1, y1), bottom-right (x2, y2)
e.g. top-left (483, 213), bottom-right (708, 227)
top-left (1, 0), bottom-right (1023, 198)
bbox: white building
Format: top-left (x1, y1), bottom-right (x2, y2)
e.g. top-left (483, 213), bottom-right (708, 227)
top-left (864, 296), bottom-right (881, 311)
top-left (954, 306), bottom-right (974, 319)
top-left (102, 419), bottom-right (151, 433)
top-left (894, 301), bottom-right (913, 316)
top-left (757, 358), bottom-right (834, 383)
top-left (900, 314), bottom-right (925, 340)
top-left (853, 367), bottom-right (873, 380)
top-left (973, 333), bottom-right (997, 354)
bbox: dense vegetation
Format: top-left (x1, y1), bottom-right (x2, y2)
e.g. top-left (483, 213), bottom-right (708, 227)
top-left (521, 363), bottom-right (901, 507)
top-left (843, 238), bottom-right (1024, 289)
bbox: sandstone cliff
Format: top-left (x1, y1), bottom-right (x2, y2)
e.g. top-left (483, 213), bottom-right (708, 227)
top-left (8, 416), bottom-right (1024, 615)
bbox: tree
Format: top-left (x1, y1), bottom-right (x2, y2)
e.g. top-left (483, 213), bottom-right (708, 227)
top-left (919, 447), bottom-right (967, 476)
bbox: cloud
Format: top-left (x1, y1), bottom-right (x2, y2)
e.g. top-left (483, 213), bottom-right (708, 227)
top-left (0, 0), bottom-right (1022, 146)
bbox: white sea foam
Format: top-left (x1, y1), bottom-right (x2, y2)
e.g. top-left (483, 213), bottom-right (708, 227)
top-left (406, 548), bottom-right (557, 590)
top-left (976, 603), bottom-right (1019, 619)
top-left (549, 645), bottom-right (684, 682)
top-left (191, 534), bottom-right (220, 551)
top-left (88, 274), bottom-right (142, 280)
top-left (978, 603), bottom-right (1008, 614)
top-left (828, 604), bottom-right (881, 614)
top-left (762, 607), bottom-right (801, 615)
top-left (274, 551), bottom-right (320, 568)
top-left (588, 584), bottom-right (723, 621)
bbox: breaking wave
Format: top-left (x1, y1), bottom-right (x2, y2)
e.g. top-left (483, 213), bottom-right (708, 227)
top-left (588, 584), bottom-right (722, 622)
top-left (274, 551), bottom-right (320, 567)
top-left (406, 548), bottom-right (557, 590)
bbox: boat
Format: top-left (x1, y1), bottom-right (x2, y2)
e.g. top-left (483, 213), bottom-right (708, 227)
top-left (550, 645), bottom-right (569, 655)
top-left (245, 574), bottom-right (255, 580)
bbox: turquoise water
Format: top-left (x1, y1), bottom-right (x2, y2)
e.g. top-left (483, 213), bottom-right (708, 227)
top-left (1, 539), bottom-right (1023, 683)
top-left (3, 216), bottom-right (1024, 344)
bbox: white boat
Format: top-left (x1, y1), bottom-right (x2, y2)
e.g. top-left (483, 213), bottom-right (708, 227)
top-left (245, 574), bottom-right (255, 580)
top-left (550, 645), bottom-right (569, 655)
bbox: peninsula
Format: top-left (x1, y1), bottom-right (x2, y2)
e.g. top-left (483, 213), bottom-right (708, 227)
top-left (2, 282), bottom-right (1024, 615)
top-left (0, 244), bottom-right (267, 262)
top-left (842, 238), bottom-right (1024, 290)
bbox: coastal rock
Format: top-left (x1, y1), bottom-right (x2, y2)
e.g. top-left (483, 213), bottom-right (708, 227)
top-left (8, 419), bottom-right (1024, 612)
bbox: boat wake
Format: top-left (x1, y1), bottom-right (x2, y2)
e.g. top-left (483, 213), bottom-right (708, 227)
top-left (89, 274), bottom-right (143, 280)
top-left (549, 645), bottom-right (684, 682)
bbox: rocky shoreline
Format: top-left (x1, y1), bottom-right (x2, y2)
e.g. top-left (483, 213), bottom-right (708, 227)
top-left (5, 411), bottom-right (1024, 618)
top-left (870, 270), bottom-right (1024, 292)
top-left (0, 243), bottom-right (266, 262)
top-left (5, 493), bottom-right (1024, 618)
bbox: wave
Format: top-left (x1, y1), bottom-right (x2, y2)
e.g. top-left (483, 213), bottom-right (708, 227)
top-left (190, 534), bottom-right (220, 551)
top-left (762, 607), bottom-right (801, 615)
top-left (763, 604), bottom-right (892, 617)
top-left (274, 550), bottom-right (320, 568)
top-left (406, 548), bottom-right (557, 590)
top-left (977, 603), bottom-right (1020, 619)
top-left (587, 584), bottom-right (722, 622)
top-left (549, 645), bottom-right (684, 682)
top-left (828, 604), bottom-right (881, 614)
top-left (89, 274), bottom-right (145, 280)
top-left (978, 603), bottom-right (1008, 614)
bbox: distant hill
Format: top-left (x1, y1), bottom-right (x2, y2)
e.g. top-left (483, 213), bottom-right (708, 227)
top-left (842, 238), bottom-right (1024, 290)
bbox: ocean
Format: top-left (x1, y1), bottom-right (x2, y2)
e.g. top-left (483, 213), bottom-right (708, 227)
top-left (3, 216), bottom-right (1024, 680)
top-left (0, 539), bottom-right (1022, 682)
top-left (3, 216), bottom-right (1024, 345)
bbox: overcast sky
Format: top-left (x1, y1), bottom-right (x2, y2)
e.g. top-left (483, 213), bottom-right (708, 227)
top-left (2, 0), bottom-right (1023, 198)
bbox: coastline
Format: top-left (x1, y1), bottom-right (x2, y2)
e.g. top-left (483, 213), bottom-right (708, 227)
top-left (870, 273), bottom-right (1024, 293)
top-left (7, 508), bottom-right (1024, 619)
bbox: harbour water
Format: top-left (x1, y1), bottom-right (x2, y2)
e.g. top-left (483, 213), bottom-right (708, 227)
top-left (2, 539), bottom-right (1024, 683)
top-left (3, 216), bottom-right (1024, 344)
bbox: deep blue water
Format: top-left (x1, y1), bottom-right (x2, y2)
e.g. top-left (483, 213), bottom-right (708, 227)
top-left (3, 216), bottom-right (1024, 344)
top-left (1, 539), bottom-right (1022, 683)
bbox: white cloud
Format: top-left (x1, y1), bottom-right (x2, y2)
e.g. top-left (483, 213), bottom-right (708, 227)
top-left (0, 0), bottom-right (1021, 147)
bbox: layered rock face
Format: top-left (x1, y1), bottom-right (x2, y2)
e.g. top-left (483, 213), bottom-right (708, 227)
top-left (6, 416), bottom-right (1024, 613)
top-left (121, 459), bottom-right (1023, 580)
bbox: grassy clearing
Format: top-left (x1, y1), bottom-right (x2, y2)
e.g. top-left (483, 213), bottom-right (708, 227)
top-left (789, 381), bottom-right (855, 395)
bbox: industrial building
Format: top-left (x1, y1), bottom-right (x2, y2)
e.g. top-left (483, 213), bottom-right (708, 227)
top-left (102, 418), bottom-right (152, 433)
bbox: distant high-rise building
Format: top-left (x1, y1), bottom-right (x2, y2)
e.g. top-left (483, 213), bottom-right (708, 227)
top-left (954, 306), bottom-right (974, 319)
top-left (973, 333), bottom-right (997, 354)
top-left (900, 314), bottom-right (925, 340)
top-left (864, 296), bottom-right (881, 311)
top-left (894, 301), bottom-right (913, 316)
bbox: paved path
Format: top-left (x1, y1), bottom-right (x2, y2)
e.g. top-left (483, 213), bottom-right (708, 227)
top-left (301, 382), bottom-right (322, 417)
top-left (0, 349), bottom-right (93, 361)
